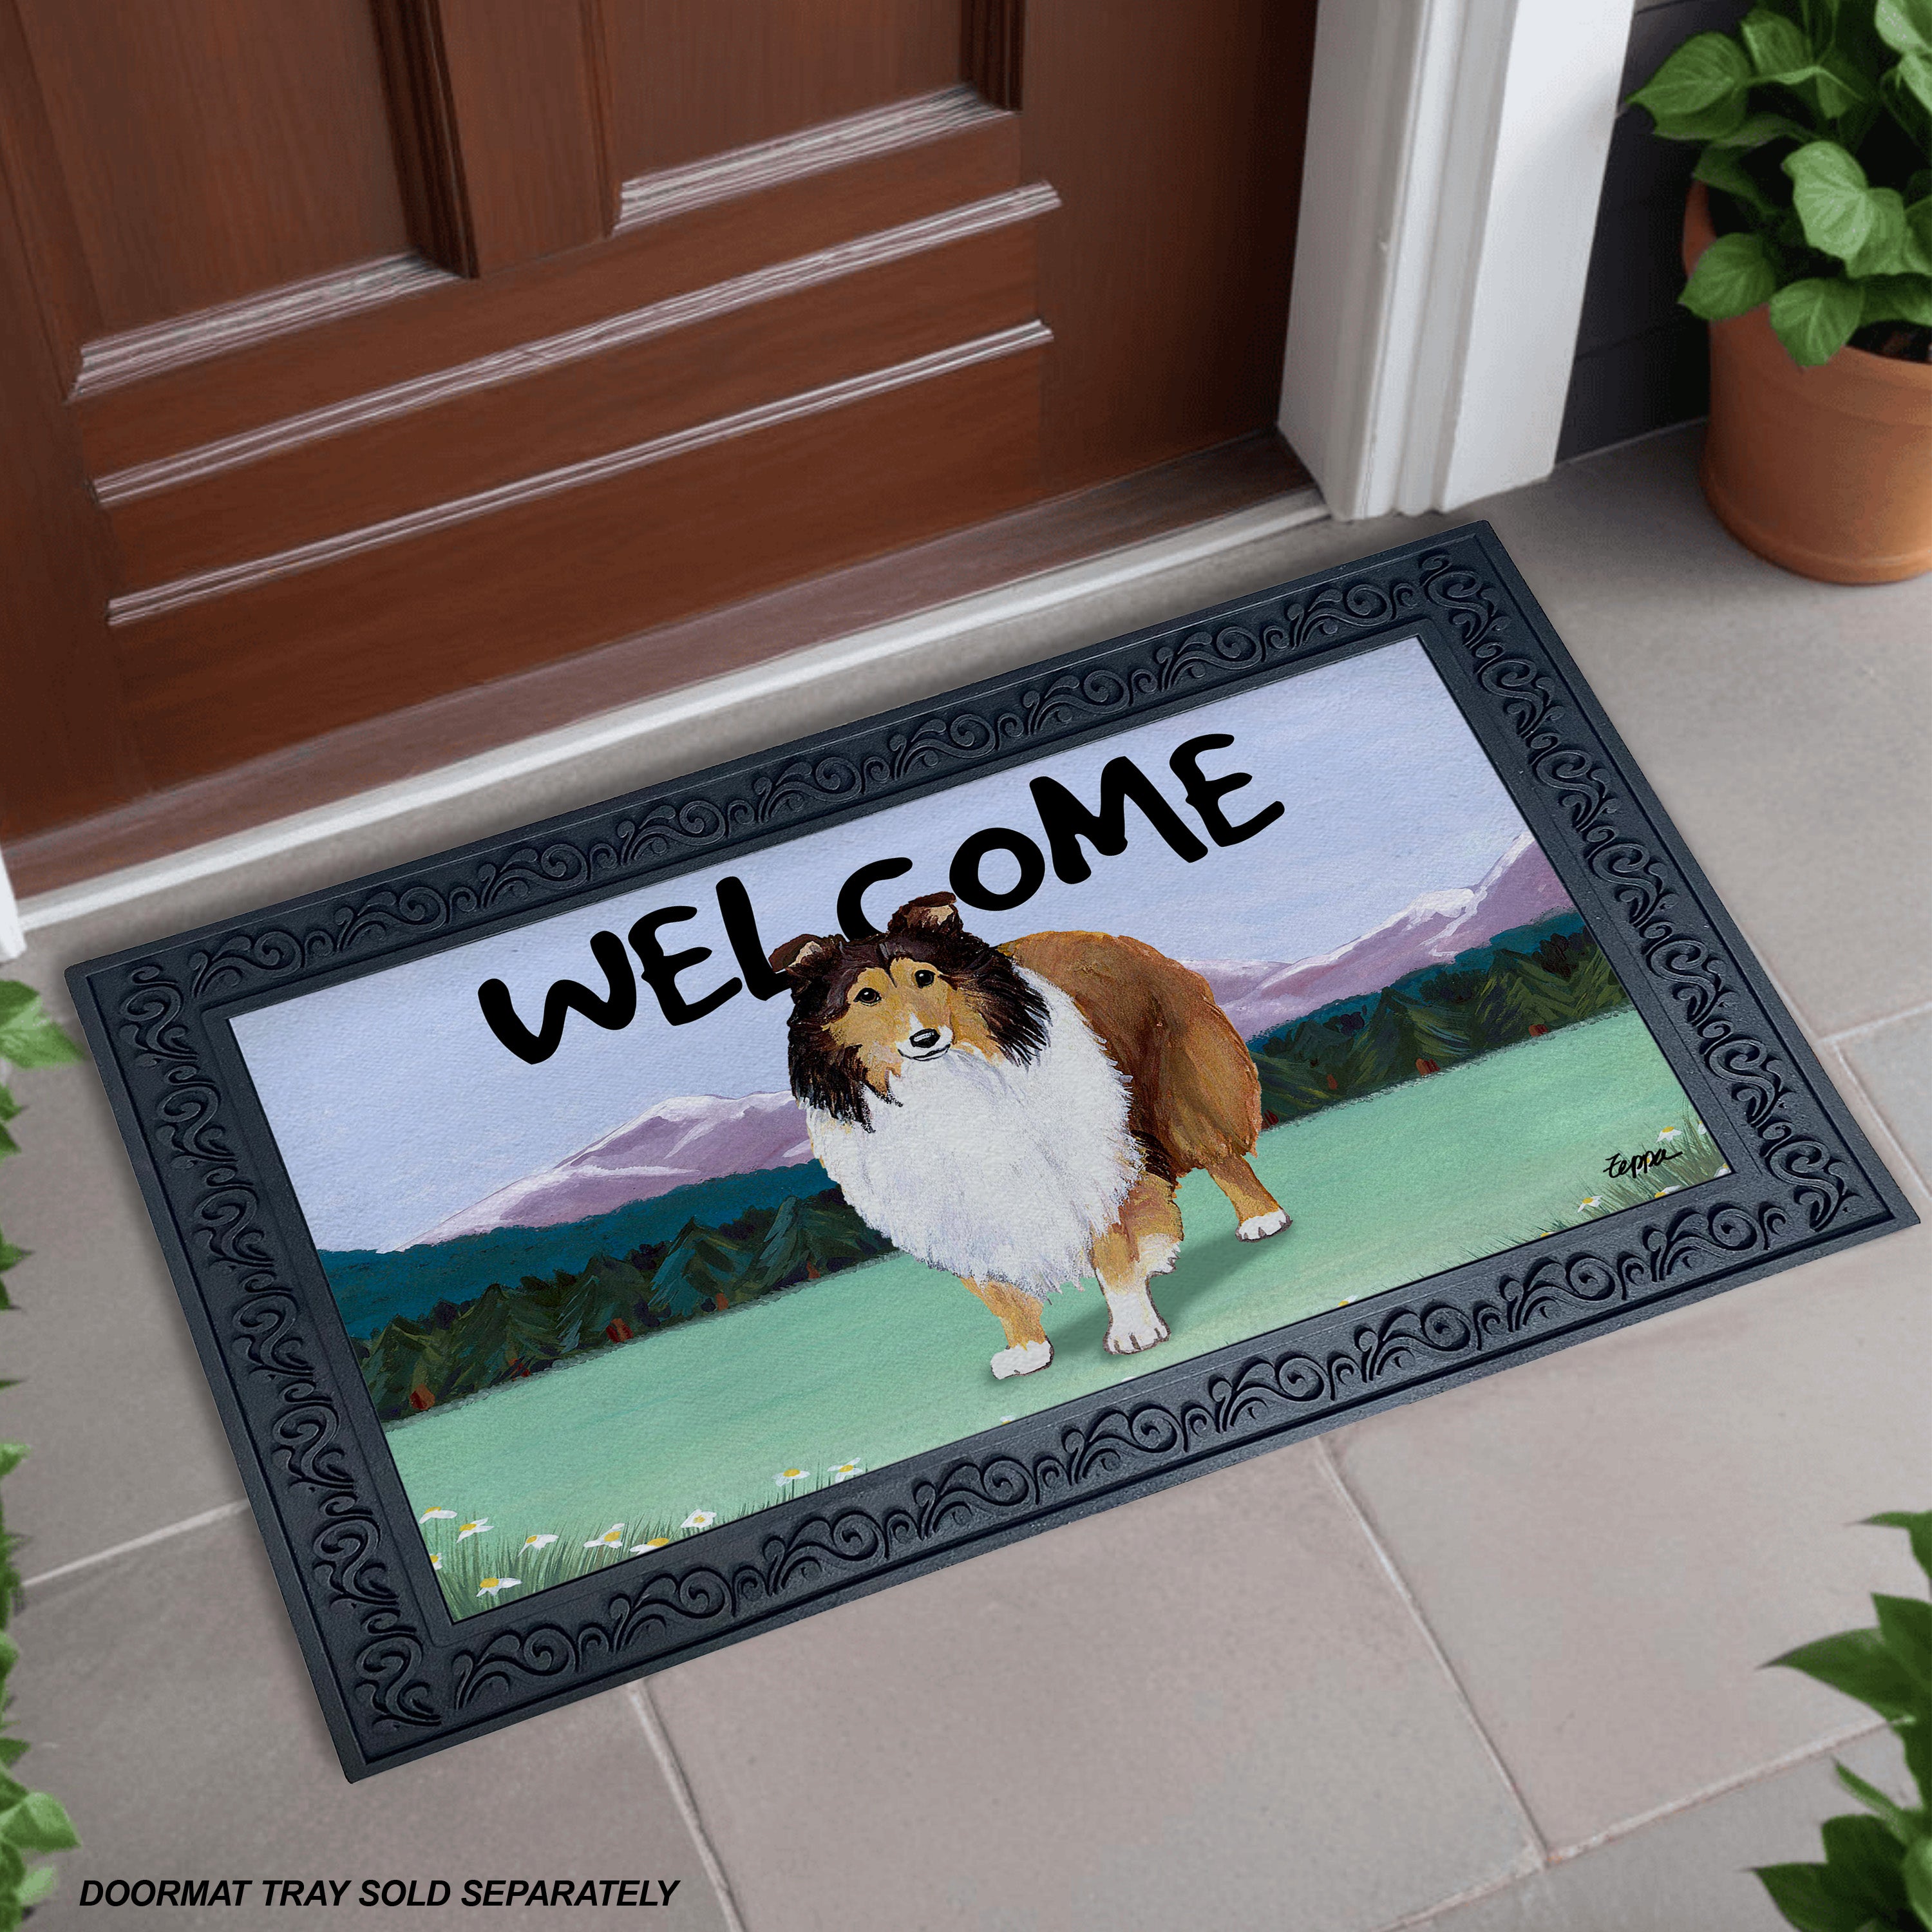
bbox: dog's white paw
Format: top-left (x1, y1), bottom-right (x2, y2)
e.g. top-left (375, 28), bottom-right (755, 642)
top-left (991, 1339), bottom-right (1053, 1379)
top-left (1238, 1208), bottom-right (1291, 1242)
top-left (1102, 1286), bottom-right (1170, 1355)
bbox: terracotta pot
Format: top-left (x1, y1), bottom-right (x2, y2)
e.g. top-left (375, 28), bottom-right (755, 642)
top-left (1685, 180), bottom-right (1932, 583)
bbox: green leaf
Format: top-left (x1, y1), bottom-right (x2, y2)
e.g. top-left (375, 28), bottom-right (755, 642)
top-left (1632, 32), bottom-right (1753, 138)
top-left (1745, 5), bottom-right (1814, 72)
top-left (0, 1742), bottom-right (26, 1770)
top-left (1707, 109), bottom-right (1815, 146)
top-left (1770, 1627), bottom-right (1927, 1716)
top-left (1684, 230), bottom-right (1781, 317)
top-left (14, 1862), bottom-right (54, 1906)
top-left (1877, 1595), bottom-right (1932, 1689)
top-left (1878, 0), bottom-right (1932, 54)
top-left (1835, 1760), bottom-right (1924, 1842)
top-left (0, 986), bottom-right (80, 1073)
top-left (0, 1239), bottom-right (22, 1278)
top-left (1906, 1835), bottom-right (1932, 1929)
top-left (1697, 144), bottom-right (1779, 215)
top-left (1756, 1862), bottom-right (1880, 1932)
top-left (1819, 1814), bottom-right (1911, 1921)
top-left (1904, 1719), bottom-right (1932, 1809)
top-left (0, 1792), bottom-right (77, 1854)
top-left (1889, 52), bottom-right (1932, 132)
top-left (1768, 276), bottom-right (1865, 364)
top-left (1785, 141), bottom-right (1879, 260)
top-left (1866, 273), bottom-right (1932, 323)
top-left (0, 1089), bottom-right (16, 1126)
top-left (0, 1449), bottom-right (26, 1485)
top-left (1849, 189), bottom-right (1912, 275)
top-left (1870, 1512), bottom-right (1932, 1587)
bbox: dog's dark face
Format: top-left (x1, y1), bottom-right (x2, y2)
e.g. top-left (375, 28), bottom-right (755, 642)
top-left (770, 894), bottom-right (1049, 1126)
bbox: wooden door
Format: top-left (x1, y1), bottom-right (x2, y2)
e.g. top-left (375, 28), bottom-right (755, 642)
top-left (0, 1), bottom-right (1314, 868)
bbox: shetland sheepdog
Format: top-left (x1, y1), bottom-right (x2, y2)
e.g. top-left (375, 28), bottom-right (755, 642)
top-left (769, 893), bottom-right (1289, 1381)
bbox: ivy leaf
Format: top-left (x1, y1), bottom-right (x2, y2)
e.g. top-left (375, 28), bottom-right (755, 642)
top-left (1890, 53), bottom-right (1932, 141)
top-left (1860, 272), bottom-right (1932, 323)
top-left (1819, 1814), bottom-right (1913, 1922)
top-left (1755, 1861), bottom-right (1882, 1932)
top-left (1683, 230), bottom-right (1781, 317)
top-left (1834, 1760), bottom-right (1924, 1842)
top-left (1785, 141), bottom-right (1879, 259)
top-left (0, 1743), bottom-right (25, 1770)
top-left (1631, 32), bottom-right (1752, 138)
top-left (0, 1792), bottom-right (78, 1853)
top-left (1848, 187), bottom-right (1911, 274)
top-left (1870, 1511), bottom-right (1932, 1587)
top-left (1876, 1595), bottom-right (1932, 1689)
top-left (1745, 5), bottom-right (1814, 72)
top-left (1905, 1835), bottom-right (1932, 1931)
top-left (1707, 109), bottom-right (1815, 146)
top-left (0, 1238), bottom-right (25, 1280)
top-left (1768, 276), bottom-right (1864, 363)
top-left (15, 1861), bottom-right (55, 1906)
top-left (1697, 144), bottom-right (1779, 214)
top-left (0, 986), bottom-right (80, 1073)
top-left (1768, 1626), bottom-right (1926, 1716)
top-left (1877, 0), bottom-right (1932, 54)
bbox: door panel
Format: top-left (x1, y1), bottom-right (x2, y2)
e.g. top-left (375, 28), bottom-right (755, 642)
top-left (15, 0), bottom-right (409, 332)
top-left (0, 0), bottom-right (1318, 860)
top-left (605, 0), bottom-right (960, 175)
top-left (121, 339), bottom-right (1046, 783)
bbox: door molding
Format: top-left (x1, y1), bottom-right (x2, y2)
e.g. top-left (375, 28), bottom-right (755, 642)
top-left (1280, 0), bottom-right (1633, 520)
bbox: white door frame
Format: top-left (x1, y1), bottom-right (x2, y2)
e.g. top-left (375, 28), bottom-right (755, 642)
top-left (1281, 0), bottom-right (1634, 520)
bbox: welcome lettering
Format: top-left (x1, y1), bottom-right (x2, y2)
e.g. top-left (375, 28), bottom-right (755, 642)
top-left (476, 734), bottom-right (1282, 1064)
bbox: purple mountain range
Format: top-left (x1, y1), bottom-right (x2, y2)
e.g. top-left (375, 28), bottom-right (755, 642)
top-left (407, 833), bottom-right (1573, 1245)
top-left (1186, 830), bottom-right (1572, 1040)
top-left (406, 1091), bottom-right (811, 1247)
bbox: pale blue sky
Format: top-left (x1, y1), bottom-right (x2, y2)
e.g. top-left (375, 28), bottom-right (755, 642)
top-left (234, 638), bottom-right (1533, 1251)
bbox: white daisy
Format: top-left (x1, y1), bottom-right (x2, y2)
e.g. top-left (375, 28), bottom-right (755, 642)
top-left (457, 1518), bottom-right (491, 1540)
top-left (419, 1507), bottom-right (456, 1522)
top-left (632, 1539), bottom-right (670, 1553)
top-left (522, 1533), bottom-right (558, 1550)
top-left (774, 1467), bottom-right (811, 1485)
top-left (681, 1510), bottom-right (717, 1531)
top-left (1658, 1126), bottom-right (1682, 1142)
top-left (583, 1524), bottom-right (625, 1550)
top-left (430, 1553), bottom-right (442, 1571)
top-left (828, 1461), bottom-right (864, 1482)
top-left (476, 1575), bottom-right (520, 1598)
top-left (1579, 1196), bottom-right (1602, 1210)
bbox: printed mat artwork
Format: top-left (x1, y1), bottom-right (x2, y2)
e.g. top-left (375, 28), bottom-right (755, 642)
top-left (238, 640), bottom-right (1705, 1619)
top-left (71, 526), bottom-right (1912, 1774)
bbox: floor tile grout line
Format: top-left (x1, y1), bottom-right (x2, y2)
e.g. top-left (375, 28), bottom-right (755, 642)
top-left (1821, 993), bottom-right (1932, 1050)
top-left (1315, 1438), bottom-right (1552, 1870)
top-left (1381, 1717), bottom-right (1890, 1932)
top-left (1819, 1039), bottom-right (1932, 1203)
top-left (18, 1497), bottom-right (248, 1590)
top-left (625, 1683), bottom-right (749, 1932)
top-left (1364, 1866), bottom-right (1530, 1932)
top-left (1542, 1714), bottom-right (1888, 1867)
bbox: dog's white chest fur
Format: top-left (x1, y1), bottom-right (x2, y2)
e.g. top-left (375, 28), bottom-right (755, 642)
top-left (806, 971), bottom-right (1137, 1296)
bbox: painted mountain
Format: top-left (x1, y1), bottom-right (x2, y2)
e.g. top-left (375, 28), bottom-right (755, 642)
top-left (1187, 831), bottom-right (1573, 1041)
top-left (406, 1090), bottom-right (813, 1246)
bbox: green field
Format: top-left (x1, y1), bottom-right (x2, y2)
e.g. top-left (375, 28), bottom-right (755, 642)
top-left (394, 1007), bottom-right (1705, 1615)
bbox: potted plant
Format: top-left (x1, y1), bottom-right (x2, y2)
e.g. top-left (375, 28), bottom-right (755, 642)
top-left (1633, 1), bottom-right (1932, 582)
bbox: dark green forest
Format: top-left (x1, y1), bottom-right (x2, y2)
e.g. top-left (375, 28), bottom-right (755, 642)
top-left (1250, 918), bottom-right (1629, 1122)
top-left (356, 1189), bottom-right (891, 1422)
top-left (359, 913), bottom-right (1630, 1424)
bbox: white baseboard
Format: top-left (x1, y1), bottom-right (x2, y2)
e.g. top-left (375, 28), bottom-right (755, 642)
top-left (15, 486), bottom-right (1327, 938)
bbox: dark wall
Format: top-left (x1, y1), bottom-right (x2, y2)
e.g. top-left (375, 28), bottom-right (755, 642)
top-left (1558, 0), bottom-right (1752, 460)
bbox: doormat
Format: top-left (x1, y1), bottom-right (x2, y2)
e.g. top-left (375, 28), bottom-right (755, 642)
top-left (71, 523), bottom-right (1915, 1777)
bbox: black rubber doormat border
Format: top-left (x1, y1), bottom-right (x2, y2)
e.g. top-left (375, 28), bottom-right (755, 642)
top-left (70, 522), bottom-right (1915, 1777)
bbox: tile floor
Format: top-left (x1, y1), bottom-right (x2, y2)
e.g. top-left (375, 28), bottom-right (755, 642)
top-left (5, 424), bottom-right (1929, 1929)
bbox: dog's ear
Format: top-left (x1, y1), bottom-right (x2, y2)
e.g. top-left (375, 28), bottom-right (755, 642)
top-left (887, 892), bottom-right (960, 936)
top-left (768, 932), bottom-right (840, 979)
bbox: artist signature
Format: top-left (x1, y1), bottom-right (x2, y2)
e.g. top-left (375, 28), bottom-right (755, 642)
top-left (1602, 1144), bottom-right (1685, 1179)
